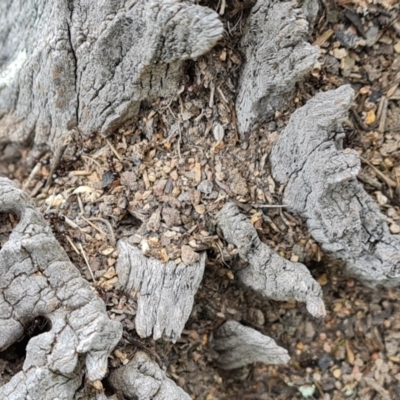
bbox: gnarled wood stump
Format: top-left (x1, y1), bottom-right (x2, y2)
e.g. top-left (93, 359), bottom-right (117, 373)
top-left (0, 0), bottom-right (223, 159)
top-left (235, 0), bottom-right (319, 135)
top-left (271, 85), bottom-right (400, 287)
top-left (0, 178), bottom-right (122, 400)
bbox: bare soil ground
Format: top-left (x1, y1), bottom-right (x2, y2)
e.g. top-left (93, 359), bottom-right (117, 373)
top-left (1, 0), bottom-right (400, 399)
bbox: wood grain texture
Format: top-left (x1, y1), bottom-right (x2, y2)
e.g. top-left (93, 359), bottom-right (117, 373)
top-left (116, 240), bottom-right (205, 342)
top-left (271, 85), bottom-right (400, 287)
top-left (0, 0), bottom-right (223, 158)
top-left (108, 351), bottom-right (191, 400)
top-left (235, 0), bottom-right (319, 135)
top-left (216, 202), bottom-right (326, 318)
top-left (0, 178), bottom-right (122, 400)
top-left (213, 320), bottom-right (290, 370)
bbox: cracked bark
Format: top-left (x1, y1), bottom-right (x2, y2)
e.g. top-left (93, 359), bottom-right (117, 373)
top-left (0, 178), bottom-right (122, 400)
top-left (0, 0), bottom-right (223, 159)
top-left (108, 351), bottom-right (191, 400)
top-left (217, 202), bottom-right (326, 318)
top-left (213, 320), bottom-right (290, 370)
top-left (235, 0), bottom-right (319, 135)
top-left (271, 85), bottom-right (400, 287)
top-left (116, 240), bottom-right (206, 342)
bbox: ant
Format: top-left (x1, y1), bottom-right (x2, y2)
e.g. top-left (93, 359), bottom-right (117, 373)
top-left (107, 153), bottom-right (119, 177)
top-left (44, 212), bottom-right (65, 223)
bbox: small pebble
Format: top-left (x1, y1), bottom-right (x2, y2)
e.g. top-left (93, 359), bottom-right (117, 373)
top-left (197, 180), bottom-right (213, 194)
top-left (318, 354), bottom-right (332, 372)
top-left (333, 368), bottom-right (342, 379)
top-left (390, 223), bottom-right (400, 234)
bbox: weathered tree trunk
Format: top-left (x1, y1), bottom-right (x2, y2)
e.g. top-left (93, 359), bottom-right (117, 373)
top-left (0, 178), bottom-right (122, 400)
top-left (235, 0), bottom-right (319, 135)
top-left (0, 0), bottom-right (223, 159)
top-left (2, 0), bottom-right (399, 399)
top-left (270, 85), bottom-right (400, 287)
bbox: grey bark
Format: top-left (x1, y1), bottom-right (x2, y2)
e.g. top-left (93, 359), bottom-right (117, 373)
top-left (116, 240), bottom-right (206, 342)
top-left (108, 351), bottom-right (191, 400)
top-left (217, 202), bottom-right (326, 318)
top-left (271, 85), bottom-right (400, 287)
top-left (235, 0), bottom-right (319, 135)
top-left (213, 320), bottom-right (290, 370)
top-left (0, 178), bottom-right (122, 399)
top-left (0, 0), bottom-right (223, 158)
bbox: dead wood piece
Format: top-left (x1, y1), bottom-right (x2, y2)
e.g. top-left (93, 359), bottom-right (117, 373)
top-left (271, 85), bottom-right (400, 287)
top-left (216, 203), bottom-right (326, 318)
top-left (116, 240), bottom-right (206, 342)
top-left (108, 351), bottom-right (191, 400)
top-left (213, 320), bottom-right (290, 370)
top-left (235, 0), bottom-right (319, 135)
top-left (0, 178), bottom-right (122, 400)
top-left (0, 0), bottom-right (223, 158)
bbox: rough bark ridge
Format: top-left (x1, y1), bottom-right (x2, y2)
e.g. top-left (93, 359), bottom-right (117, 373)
top-left (216, 202), bottom-right (326, 318)
top-left (108, 351), bottom-right (191, 400)
top-left (213, 320), bottom-right (290, 370)
top-left (235, 0), bottom-right (319, 135)
top-left (271, 85), bottom-right (400, 287)
top-left (0, 178), bottom-right (122, 400)
top-left (116, 240), bottom-right (206, 342)
top-left (0, 0), bottom-right (223, 158)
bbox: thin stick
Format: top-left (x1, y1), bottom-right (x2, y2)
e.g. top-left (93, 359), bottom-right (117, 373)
top-left (106, 139), bottom-right (122, 161)
top-left (88, 217), bottom-right (116, 245)
top-left (360, 156), bottom-right (397, 188)
top-left (44, 132), bottom-right (73, 190)
top-left (66, 236), bottom-right (80, 255)
top-left (378, 97), bottom-right (388, 134)
top-left (63, 216), bottom-right (81, 230)
top-left (219, 0), bottom-right (226, 15)
top-left (80, 215), bottom-right (108, 237)
top-left (77, 193), bottom-right (85, 215)
top-left (23, 162), bottom-right (41, 191)
top-left (78, 243), bottom-right (96, 283)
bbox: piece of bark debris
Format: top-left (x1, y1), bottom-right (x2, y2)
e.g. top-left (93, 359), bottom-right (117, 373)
top-left (108, 351), bottom-right (191, 400)
top-left (116, 240), bottom-right (206, 342)
top-left (213, 320), bottom-right (290, 370)
top-left (217, 202), bottom-right (326, 318)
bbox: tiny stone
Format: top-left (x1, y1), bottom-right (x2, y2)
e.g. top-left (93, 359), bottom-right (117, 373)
top-left (332, 48), bottom-right (347, 59)
top-left (318, 353), bottom-right (333, 371)
top-left (195, 204), bottom-right (206, 214)
top-left (213, 123), bottom-right (224, 141)
top-left (390, 223), bottom-right (400, 234)
top-left (333, 368), bottom-right (342, 379)
top-left (181, 245), bottom-right (200, 265)
top-left (197, 180), bottom-right (213, 194)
